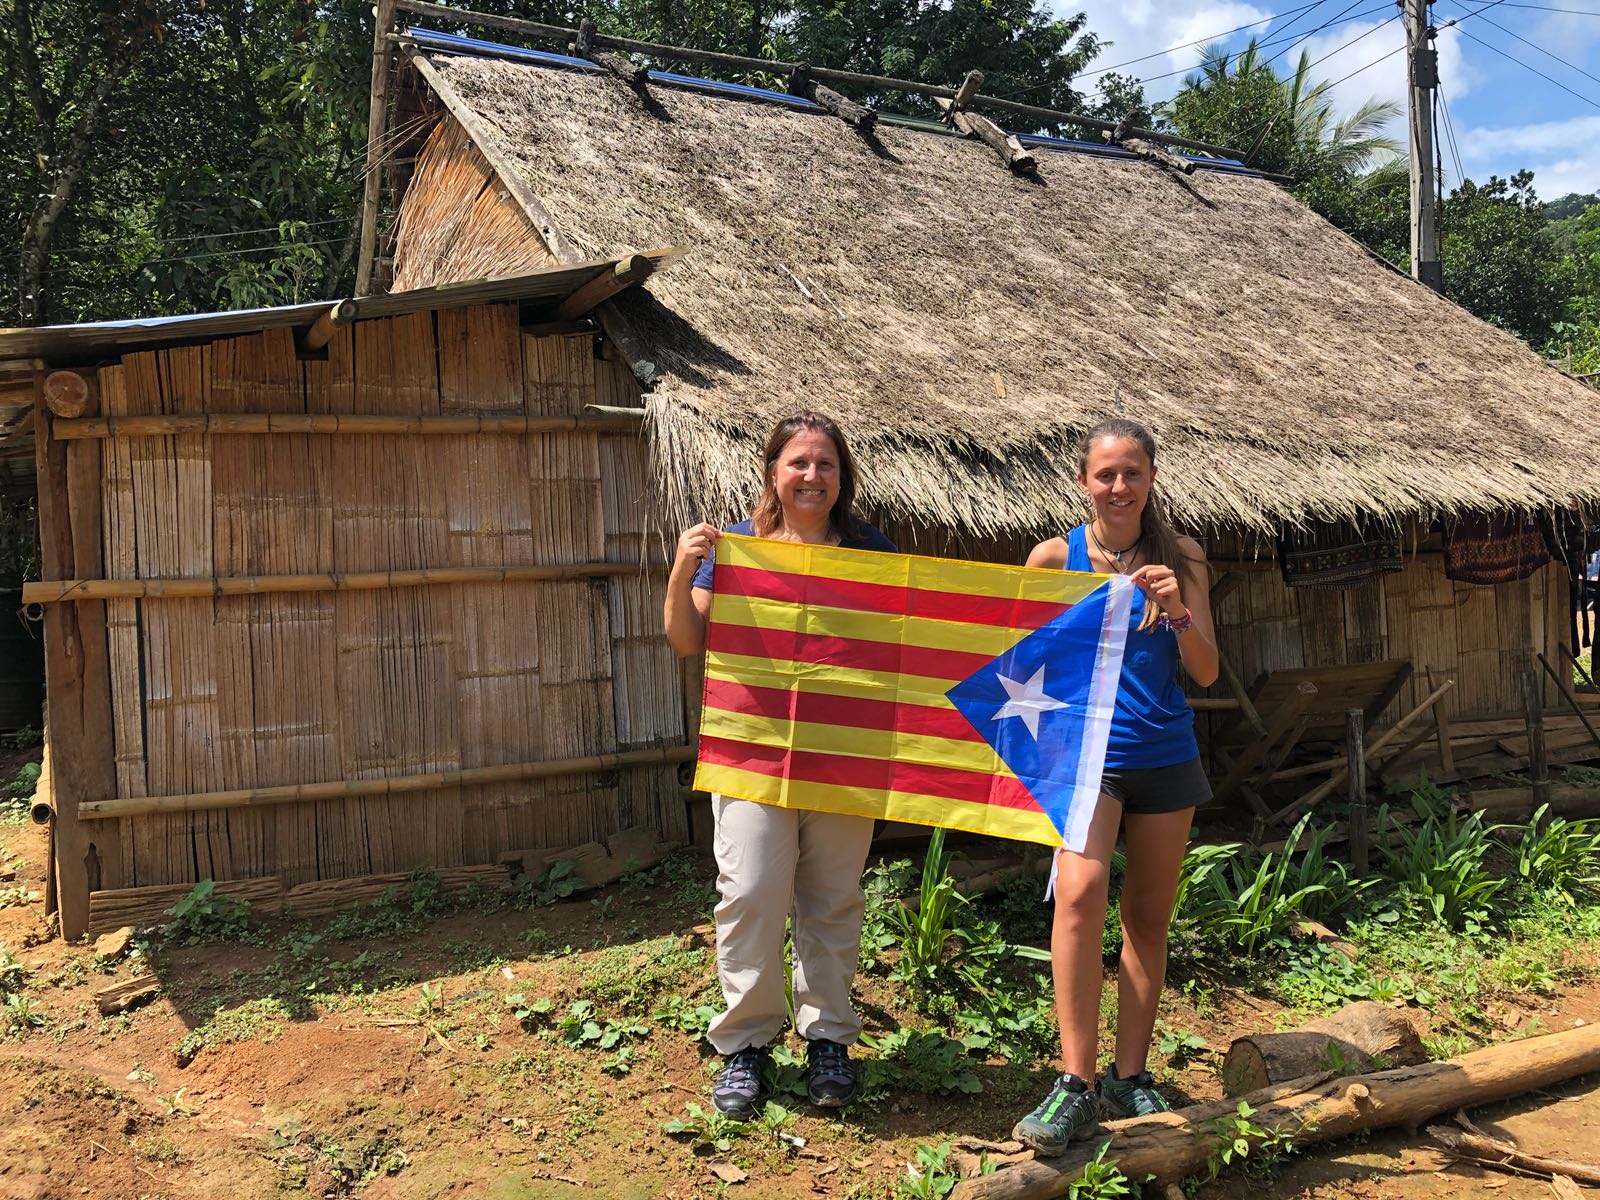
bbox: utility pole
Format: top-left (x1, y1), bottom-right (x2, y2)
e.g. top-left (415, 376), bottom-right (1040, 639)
top-left (1406, 0), bottom-right (1443, 291)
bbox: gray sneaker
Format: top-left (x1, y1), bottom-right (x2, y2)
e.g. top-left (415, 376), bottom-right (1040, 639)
top-left (1012, 1072), bottom-right (1101, 1155)
top-left (1098, 1064), bottom-right (1171, 1118)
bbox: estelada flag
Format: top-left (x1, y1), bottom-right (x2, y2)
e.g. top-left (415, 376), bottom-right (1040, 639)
top-left (693, 534), bottom-right (1134, 851)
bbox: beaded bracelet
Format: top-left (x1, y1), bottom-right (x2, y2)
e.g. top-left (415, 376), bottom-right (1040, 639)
top-left (1157, 608), bottom-right (1194, 634)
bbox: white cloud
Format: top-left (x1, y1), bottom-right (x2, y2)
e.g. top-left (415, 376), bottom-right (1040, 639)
top-left (1457, 113), bottom-right (1600, 196)
top-left (1067, 2), bottom-right (1274, 104)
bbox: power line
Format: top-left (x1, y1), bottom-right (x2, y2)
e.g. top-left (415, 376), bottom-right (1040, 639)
top-left (1454, 24), bottom-right (1600, 109)
top-left (1491, 2), bottom-right (1600, 12)
top-left (42, 216), bottom-right (352, 262)
top-left (1444, 0), bottom-right (1600, 87)
top-left (1070, 0), bottom-right (1327, 83)
top-left (1075, 1), bottom-right (1394, 106)
top-left (1438, 81), bottom-right (1468, 183)
top-left (19, 235), bottom-right (350, 287)
top-left (1258, 0), bottom-right (1378, 74)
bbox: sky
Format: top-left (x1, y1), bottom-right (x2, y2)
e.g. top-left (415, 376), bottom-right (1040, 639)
top-left (1052, 0), bottom-right (1600, 200)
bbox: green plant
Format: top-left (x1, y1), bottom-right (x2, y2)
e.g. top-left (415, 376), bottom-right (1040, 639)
top-left (412, 981), bottom-right (443, 1017)
top-left (3, 760), bottom-right (40, 811)
top-left (163, 879), bottom-right (254, 944)
top-left (1200, 1100), bottom-right (1303, 1182)
top-left (954, 989), bottom-right (1058, 1063)
top-left (1509, 804), bottom-right (1600, 903)
top-left (860, 855), bottom-right (916, 970)
top-left (650, 993), bottom-right (718, 1036)
top-left (897, 1141), bottom-right (962, 1199)
top-left (885, 828), bottom-right (968, 993)
top-left (0, 946), bottom-right (26, 992)
top-left (504, 992), bottom-right (553, 1028)
top-left (3, 991), bottom-right (45, 1035)
top-left (0, 885), bottom-right (35, 910)
top-left (860, 1026), bottom-right (981, 1096)
top-left (1377, 799), bottom-right (1508, 929)
top-left (661, 1101), bottom-right (749, 1152)
top-left (1154, 1020), bottom-right (1207, 1066)
top-left (1064, 1140), bottom-right (1138, 1198)
top-left (554, 999), bottom-right (649, 1050)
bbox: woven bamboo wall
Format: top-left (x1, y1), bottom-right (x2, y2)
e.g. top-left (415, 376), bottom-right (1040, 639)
top-left (78, 304), bottom-right (685, 893)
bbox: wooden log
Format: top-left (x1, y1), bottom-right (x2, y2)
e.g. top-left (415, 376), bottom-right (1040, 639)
top-left (51, 411), bottom-right (643, 439)
top-left (1427, 1116), bottom-right (1600, 1186)
top-left (1215, 648), bottom-right (1267, 738)
top-left (1221, 1001), bottom-right (1425, 1096)
top-left (43, 369), bottom-right (93, 418)
top-left (1526, 669), bottom-right (1552, 811)
top-left (1347, 709), bottom-right (1369, 874)
top-left (1270, 677), bottom-right (1455, 825)
top-left (1120, 137), bottom-right (1195, 174)
top-left (572, 17), bottom-right (649, 90)
top-left (1469, 784), bottom-right (1600, 821)
top-left (1428, 667), bottom-right (1456, 774)
top-left (553, 253), bottom-right (656, 321)
top-left (949, 69), bottom-right (985, 112)
top-left (934, 96), bottom-right (1037, 174)
top-left (282, 864), bottom-right (509, 919)
top-left (95, 973), bottom-right (161, 1015)
top-left (786, 64), bottom-right (876, 131)
top-left (77, 744), bottom-right (697, 820)
top-left (356, 0), bottom-right (396, 295)
top-left (24, 559), bottom-right (667, 605)
top-left (952, 1023), bottom-right (1600, 1198)
top-left (87, 876), bottom-right (284, 936)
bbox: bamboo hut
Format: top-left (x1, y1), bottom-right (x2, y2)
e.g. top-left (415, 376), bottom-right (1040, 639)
top-left (11, 16), bottom-right (1600, 938)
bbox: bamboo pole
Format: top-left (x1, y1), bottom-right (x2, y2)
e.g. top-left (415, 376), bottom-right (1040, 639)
top-left (356, 0), bottom-right (397, 294)
top-left (51, 411), bottom-right (644, 440)
top-left (1536, 650), bottom-right (1600, 755)
top-left (553, 253), bottom-right (654, 320)
top-left (78, 744), bottom-right (697, 820)
top-left (24, 560), bottom-right (668, 605)
top-left (1526, 669), bottom-right (1551, 811)
top-left (1347, 708), bottom-right (1368, 874)
top-left (392, 0), bottom-right (1249, 160)
top-left (298, 299), bottom-right (358, 354)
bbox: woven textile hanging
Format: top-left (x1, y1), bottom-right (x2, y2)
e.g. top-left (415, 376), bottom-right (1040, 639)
top-left (1277, 519), bottom-right (1402, 588)
top-left (1442, 512), bottom-right (1550, 585)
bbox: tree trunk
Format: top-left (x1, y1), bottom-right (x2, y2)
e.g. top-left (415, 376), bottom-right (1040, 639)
top-left (952, 1023), bottom-right (1600, 1200)
top-left (1222, 1000), bottom-right (1426, 1096)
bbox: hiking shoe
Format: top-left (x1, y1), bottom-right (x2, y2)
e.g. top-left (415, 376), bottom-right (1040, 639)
top-left (1098, 1064), bottom-right (1171, 1118)
top-left (805, 1038), bottom-right (857, 1107)
top-left (711, 1046), bottom-right (771, 1119)
top-left (1012, 1072), bottom-right (1100, 1155)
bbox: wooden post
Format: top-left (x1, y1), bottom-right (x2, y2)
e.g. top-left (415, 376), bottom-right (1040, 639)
top-left (1536, 651), bottom-right (1600, 755)
top-left (33, 384), bottom-right (120, 941)
top-left (296, 298), bottom-right (357, 355)
top-left (42, 370), bottom-right (94, 418)
top-left (786, 64), bottom-right (877, 132)
top-left (1347, 708), bottom-right (1368, 874)
top-left (1427, 667), bottom-right (1455, 774)
top-left (573, 16), bottom-right (650, 90)
top-left (1525, 668), bottom-right (1551, 811)
top-left (355, 0), bottom-right (397, 296)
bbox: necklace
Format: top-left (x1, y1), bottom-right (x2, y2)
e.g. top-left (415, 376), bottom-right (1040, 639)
top-left (1088, 523), bottom-right (1141, 572)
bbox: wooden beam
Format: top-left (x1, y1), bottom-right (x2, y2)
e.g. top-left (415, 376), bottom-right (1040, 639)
top-left (356, 0), bottom-right (397, 295)
top-left (553, 253), bottom-right (656, 320)
top-left (33, 399), bottom-right (119, 941)
top-left (1537, 651), bottom-right (1600, 756)
top-left (24, 559), bottom-right (669, 605)
top-left (949, 69), bottom-right (985, 113)
top-left (78, 745), bottom-right (697, 820)
top-left (572, 16), bottom-right (649, 90)
top-left (1526, 668), bottom-right (1551, 811)
top-left (51, 411), bottom-right (643, 439)
top-left (296, 298), bottom-right (357, 354)
top-left (1215, 648), bottom-right (1267, 737)
top-left (786, 65), bottom-right (876, 131)
top-left (392, 0), bottom-right (1251, 161)
top-left (42, 369), bottom-right (94, 418)
top-left (934, 97), bottom-right (1037, 175)
top-left (1428, 667), bottom-right (1456, 774)
top-left (1120, 137), bottom-right (1195, 175)
top-left (1347, 709), bottom-right (1368, 874)
top-left (1208, 682), bottom-right (1317, 809)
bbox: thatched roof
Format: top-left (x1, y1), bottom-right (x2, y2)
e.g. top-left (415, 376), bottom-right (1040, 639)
top-left (408, 46), bottom-right (1600, 536)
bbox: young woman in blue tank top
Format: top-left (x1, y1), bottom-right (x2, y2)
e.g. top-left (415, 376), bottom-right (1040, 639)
top-left (1011, 418), bottom-right (1220, 1154)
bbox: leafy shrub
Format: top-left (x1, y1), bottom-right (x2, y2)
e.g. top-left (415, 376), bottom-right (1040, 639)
top-left (1377, 802), bottom-right (1507, 929)
top-left (164, 880), bottom-right (254, 944)
top-left (1509, 804), bottom-right (1600, 903)
top-left (860, 1026), bottom-right (982, 1096)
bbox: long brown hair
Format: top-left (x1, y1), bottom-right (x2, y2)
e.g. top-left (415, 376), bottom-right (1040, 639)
top-left (750, 410), bottom-right (863, 540)
top-left (1076, 418), bottom-right (1186, 631)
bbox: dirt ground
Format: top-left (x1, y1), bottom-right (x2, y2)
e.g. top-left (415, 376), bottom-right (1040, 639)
top-left (3, 804), bottom-right (1599, 1200)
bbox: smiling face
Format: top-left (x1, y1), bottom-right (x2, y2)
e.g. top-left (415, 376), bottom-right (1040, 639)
top-left (1078, 435), bottom-right (1155, 530)
top-left (769, 428), bottom-right (841, 525)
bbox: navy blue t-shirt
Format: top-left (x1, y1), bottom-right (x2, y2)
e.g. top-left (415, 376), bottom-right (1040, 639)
top-left (691, 518), bottom-right (898, 590)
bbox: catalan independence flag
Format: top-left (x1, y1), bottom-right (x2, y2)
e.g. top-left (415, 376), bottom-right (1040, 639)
top-left (694, 535), bottom-right (1135, 851)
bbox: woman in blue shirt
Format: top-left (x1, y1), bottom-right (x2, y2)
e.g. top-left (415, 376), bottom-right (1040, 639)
top-left (664, 410), bottom-right (895, 1120)
top-left (1012, 417), bottom-right (1219, 1154)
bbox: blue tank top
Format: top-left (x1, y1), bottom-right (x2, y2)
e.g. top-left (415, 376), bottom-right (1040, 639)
top-left (1066, 526), bottom-right (1198, 769)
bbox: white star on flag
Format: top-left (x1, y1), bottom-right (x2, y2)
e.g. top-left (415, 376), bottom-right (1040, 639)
top-left (991, 665), bottom-right (1067, 740)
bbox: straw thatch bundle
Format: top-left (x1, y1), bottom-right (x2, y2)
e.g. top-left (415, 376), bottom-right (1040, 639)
top-left (410, 52), bottom-right (1600, 537)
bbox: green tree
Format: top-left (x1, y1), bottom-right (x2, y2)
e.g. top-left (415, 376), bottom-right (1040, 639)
top-left (1545, 202), bottom-right (1600, 373)
top-left (1441, 171), bottom-right (1571, 344)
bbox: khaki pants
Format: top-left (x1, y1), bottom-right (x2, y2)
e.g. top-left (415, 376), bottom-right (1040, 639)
top-left (705, 794), bottom-right (875, 1054)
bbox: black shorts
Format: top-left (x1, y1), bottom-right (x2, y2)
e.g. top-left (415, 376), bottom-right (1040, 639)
top-left (1099, 757), bottom-right (1211, 815)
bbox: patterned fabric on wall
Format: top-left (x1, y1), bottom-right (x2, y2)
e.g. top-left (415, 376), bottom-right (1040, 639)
top-left (1442, 512), bottom-right (1551, 585)
top-left (1277, 519), bottom-right (1403, 588)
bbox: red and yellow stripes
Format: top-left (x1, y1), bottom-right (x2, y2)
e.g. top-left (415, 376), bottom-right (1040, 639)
top-left (693, 534), bottom-right (1107, 846)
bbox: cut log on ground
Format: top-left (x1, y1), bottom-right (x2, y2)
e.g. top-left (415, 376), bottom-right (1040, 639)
top-left (952, 1023), bottom-right (1600, 1200)
top-left (1222, 1000), bottom-right (1425, 1096)
top-left (94, 973), bottom-right (161, 1015)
